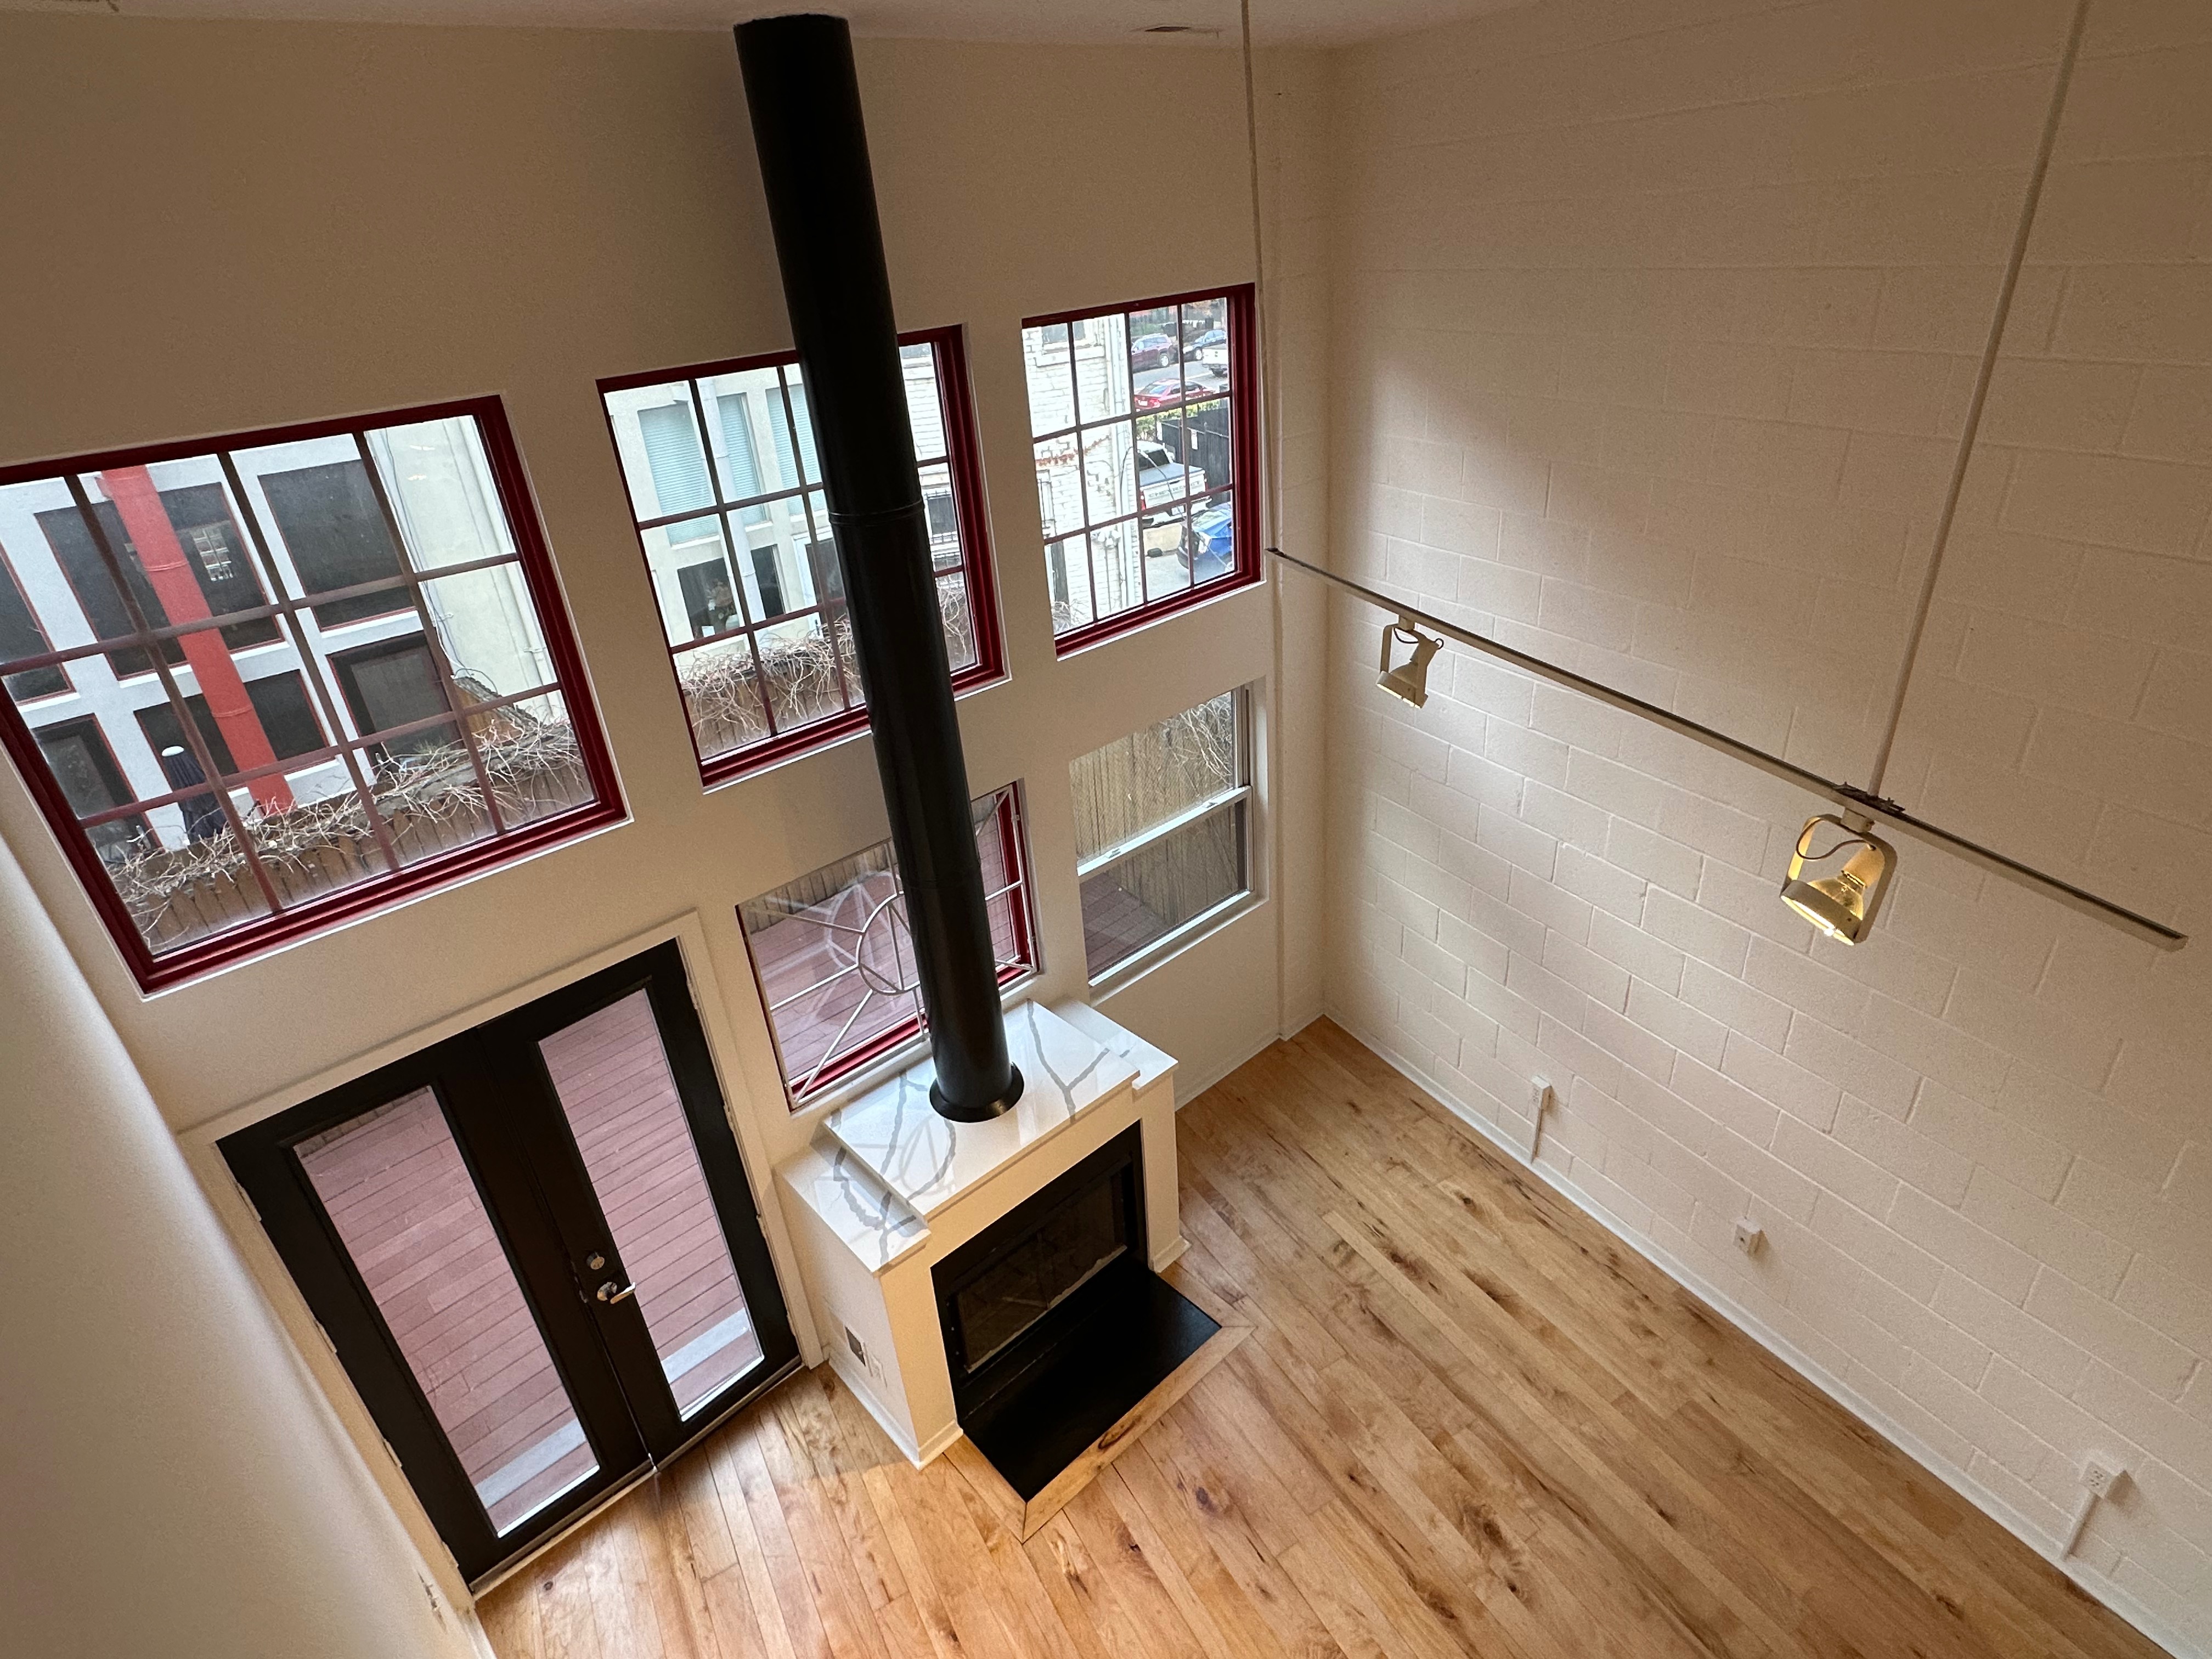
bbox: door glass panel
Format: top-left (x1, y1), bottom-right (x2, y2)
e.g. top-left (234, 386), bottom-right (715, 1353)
top-left (538, 991), bottom-right (760, 1416)
top-left (295, 1088), bottom-right (597, 1534)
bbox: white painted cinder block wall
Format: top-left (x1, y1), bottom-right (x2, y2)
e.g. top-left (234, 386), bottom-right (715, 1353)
top-left (1304, 0), bottom-right (2210, 1649)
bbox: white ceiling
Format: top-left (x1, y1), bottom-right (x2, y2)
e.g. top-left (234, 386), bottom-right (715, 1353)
top-left (10, 0), bottom-right (1531, 46)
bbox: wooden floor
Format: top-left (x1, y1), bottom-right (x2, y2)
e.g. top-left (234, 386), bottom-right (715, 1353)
top-left (478, 1020), bottom-right (2164, 1659)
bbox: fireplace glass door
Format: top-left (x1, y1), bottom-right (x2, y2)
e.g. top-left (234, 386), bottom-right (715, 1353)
top-left (222, 941), bottom-right (797, 1585)
top-left (951, 1170), bottom-right (1129, 1375)
top-left (935, 1126), bottom-right (1143, 1415)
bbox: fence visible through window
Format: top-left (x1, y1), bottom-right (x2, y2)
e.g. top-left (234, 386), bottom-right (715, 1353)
top-left (1071, 690), bottom-right (1251, 979)
top-left (600, 327), bottom-right (1003, 783)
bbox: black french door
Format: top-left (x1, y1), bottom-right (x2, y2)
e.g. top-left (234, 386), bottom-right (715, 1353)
top-left (222, 943), bottom-right (797, 1585)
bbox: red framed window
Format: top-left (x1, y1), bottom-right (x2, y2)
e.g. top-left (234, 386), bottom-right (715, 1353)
top-left (0, 398), bottom-right (623, 990)
top-left (599, 326), bottom-right (1003, 785)
top-left (737, 784), bottom-right (1036, 1108)
top-left (1022, 285), bottom-right (1260, 652)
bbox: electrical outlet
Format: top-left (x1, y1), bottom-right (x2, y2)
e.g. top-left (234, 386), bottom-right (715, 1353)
top-left (2081, 1457), bottom-right (2128, 1498)
top-left (1733, 1219), bottom-right (1765, 1257)
top-left (846, 1323), bottom-right (889, 1384)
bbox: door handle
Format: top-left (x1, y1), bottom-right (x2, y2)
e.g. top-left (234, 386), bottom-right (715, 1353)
top-left (595, 1280), bottom-right (637, 1306)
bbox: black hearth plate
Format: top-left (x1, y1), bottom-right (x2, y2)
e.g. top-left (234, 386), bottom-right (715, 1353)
top-left (960, 1271), bottom-right (1219, 1500)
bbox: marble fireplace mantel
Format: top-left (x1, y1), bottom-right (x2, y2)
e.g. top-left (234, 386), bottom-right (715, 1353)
top-left (775, 999), bottom-right (1180, 1464)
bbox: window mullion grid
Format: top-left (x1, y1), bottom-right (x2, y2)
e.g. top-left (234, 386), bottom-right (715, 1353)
top-left (62, 473), bottom-right (290, 916)
top-left (1142, 313), bottom-right (1165, 609)
top-left (776, 366), bottom-right (859, 719)
top-left (735, 602), bottom-right (781, 742)
top-left (799, 973), bottom-right (882, 1096)
top-left (766, 955), bottom-right (865, 1017)
top-left (217, 451), bottom-right (406, 878)
top-left (1069, 416), bottom-right (1105, 628)
top-left (326, 681), bottom-right (569, 769)
top-left (0, 550), bottom-right (516, 682)
top-left (1046, 328), bottom-right (1091, 635)
top-left (638, 492), bottom-right (804, 533)
top-left (63, 682), bottom-right (549, 827)
top-left (913, 346), bottom-right (962, 612)
top-left (1074, 783), bottom-right (1249, 882)
top-left (725, 520), bottom-right (784, 745)
top-left (673, 376), bottom-right (777, 743)
top-left (349, 431), bottom-right (510, 837)
top-left (994, 786), bottom-right (1035, 972)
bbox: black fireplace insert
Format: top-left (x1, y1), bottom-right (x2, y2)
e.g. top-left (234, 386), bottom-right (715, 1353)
top-left (934, 1125), bottom-right (1217, 1498)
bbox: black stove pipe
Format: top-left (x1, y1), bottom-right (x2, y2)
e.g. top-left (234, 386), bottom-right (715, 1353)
top-left (736, 13), bottom-right (1022, 1122)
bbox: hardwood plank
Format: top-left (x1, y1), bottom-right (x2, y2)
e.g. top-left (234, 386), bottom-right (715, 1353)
top-left (660, 1452), bottom-right (738, 1589)
top-left (1056, 1479), bottom-right (1214, 1659)
top-left (729, 1416), bottom-right (858, 1659)
top-left (1125, 1415), bottom-right (1349, 1659)
top-left (858, 1463), bottom-right (967, 1659)
top-left (477, 1022), bottom-right (2168, 1659)
top-left (1097, 1451), bottom-right (1285, 1659)
top-left (757, 1404), bottom-right (891, 1659)
top-left (896, 1443), bottom-right (1032, 1659)
top-left (945, 1464), bottom-right (1098, 1659)
top-left (537, 1524), bottom-right (608, 1659)
top-left (706, 1430), bottom-right (804, 1659)
top-left (698, 1559), bottom-right (765, 1659)
top-left (478, 1570), bottom-right (544, 1659)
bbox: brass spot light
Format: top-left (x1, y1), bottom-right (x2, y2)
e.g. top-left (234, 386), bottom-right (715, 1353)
top-left (1781, 812), bottom-right (1896, 945)
top-left (1379, 617), bottom-right (1443, 707)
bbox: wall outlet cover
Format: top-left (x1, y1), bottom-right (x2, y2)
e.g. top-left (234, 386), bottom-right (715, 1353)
top-left (2081, 1457), bottom-right (2128, 1498)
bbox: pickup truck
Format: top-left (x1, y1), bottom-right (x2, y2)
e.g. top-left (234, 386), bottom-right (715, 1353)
top-left (1136, 441), bottom-right (1206, 518)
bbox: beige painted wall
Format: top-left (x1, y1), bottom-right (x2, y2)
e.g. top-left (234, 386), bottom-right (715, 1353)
top-left (0, 827), bottom-right (478, 1659)
top-left (0, 16), bottom-right (1313, 1153)
top-left (1312, 0), bottom-right (2209, 1650)
top-left (0, 10), bottom-right (1325, 1620)
top-left (7, 1), bottom-right (2206, 1651)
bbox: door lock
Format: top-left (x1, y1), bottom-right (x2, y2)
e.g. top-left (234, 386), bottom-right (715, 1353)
top-left (595, 1280), bottom-right (637, 1306)
top-left (586, 1252), bottom-right (607, 1271)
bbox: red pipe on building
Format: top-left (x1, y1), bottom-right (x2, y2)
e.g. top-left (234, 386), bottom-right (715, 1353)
top-left (100, 467), bottom-right (291, 813)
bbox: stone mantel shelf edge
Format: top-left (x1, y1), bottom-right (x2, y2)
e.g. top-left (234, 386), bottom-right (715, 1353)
top-left (772, 998), bottom-right (1183, 1468)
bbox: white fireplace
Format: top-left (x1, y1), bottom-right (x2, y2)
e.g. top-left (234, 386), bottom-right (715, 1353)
top-left (774, 999), bottom-right (1180, 1464)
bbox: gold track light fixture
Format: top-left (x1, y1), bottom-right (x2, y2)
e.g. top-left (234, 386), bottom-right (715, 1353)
top-left (1267, 547), bottom-right (2181, 950)
top-left (1254, 6), bottom-right (2181, 952)
top-left (1379, 617), bottom-right (1443, 707)
top-left (1781, 813), bottom-right (1895, 945)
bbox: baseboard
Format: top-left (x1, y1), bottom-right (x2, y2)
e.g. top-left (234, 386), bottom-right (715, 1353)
top-left (821, 1351), bottom-right (924, 1465)
top-left (1331, 1012), bottom-right (2201, 1659)
top-left (1150, 1234), bottom-right (1190, 1272)
top-left (1175, 1026), bottom-right (1284, 1110)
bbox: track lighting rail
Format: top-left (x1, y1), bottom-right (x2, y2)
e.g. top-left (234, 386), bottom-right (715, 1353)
top-left (1269, 548), bottom-right (2185, 952)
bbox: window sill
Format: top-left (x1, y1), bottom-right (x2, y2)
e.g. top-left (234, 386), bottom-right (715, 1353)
top-left (1085, 888), bottom-right (1258, 998)
top-left (698, 660), bottom-right (1008, 792)
top-left (1051, 567), bottom-right (1264, 659)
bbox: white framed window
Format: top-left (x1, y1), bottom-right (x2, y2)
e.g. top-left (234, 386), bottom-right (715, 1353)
top-left (1071, 688), bottom-right (1251, 980)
